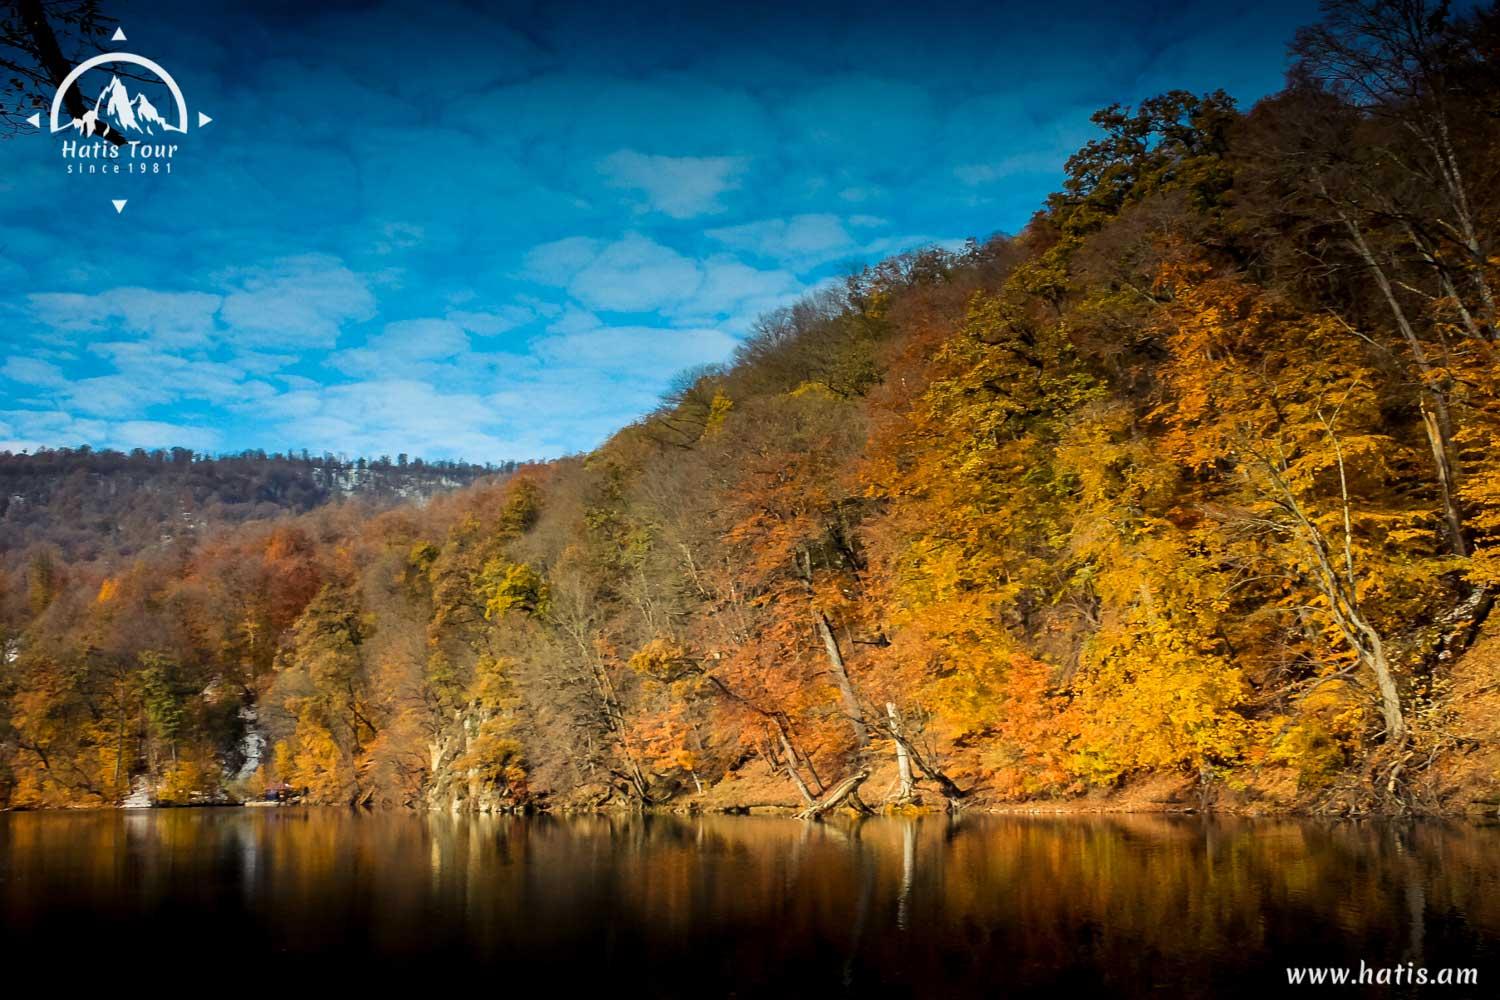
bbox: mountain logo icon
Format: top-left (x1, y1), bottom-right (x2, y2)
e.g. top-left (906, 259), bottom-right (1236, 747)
top-left (70, 75), bottom-right (181, 138)
top-left (48, 52), bottom-right (194, 137)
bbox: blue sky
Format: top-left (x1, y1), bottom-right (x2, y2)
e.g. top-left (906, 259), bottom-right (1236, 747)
top-left (0, 0), bottom-right (1319, 462)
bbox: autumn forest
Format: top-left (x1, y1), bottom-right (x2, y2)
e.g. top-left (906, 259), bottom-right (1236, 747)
top-left (5, 0), bottom-right (1500, 818)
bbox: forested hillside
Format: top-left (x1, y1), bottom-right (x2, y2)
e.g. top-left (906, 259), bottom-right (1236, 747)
top-left (0, 447), bottom-right (513, 569)
top-left (3, 0), bottom-right (1498, 816)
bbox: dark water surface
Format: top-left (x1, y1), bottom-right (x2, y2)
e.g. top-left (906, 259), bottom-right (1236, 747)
top-left (2, 809), bottom-right (1497, 996)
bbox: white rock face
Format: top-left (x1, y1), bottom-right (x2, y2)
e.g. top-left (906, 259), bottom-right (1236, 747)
top-left (121, 777), bottom-right (153, 809)
top-left (234, 705), bottom-right (267, 783)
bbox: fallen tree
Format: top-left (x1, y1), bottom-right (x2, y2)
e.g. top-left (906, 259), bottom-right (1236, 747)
top-left (795, 769), bottom-right (872, 820)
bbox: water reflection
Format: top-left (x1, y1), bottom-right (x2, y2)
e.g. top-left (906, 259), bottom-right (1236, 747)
top-left (2, 810), bottom-right (1497, 996)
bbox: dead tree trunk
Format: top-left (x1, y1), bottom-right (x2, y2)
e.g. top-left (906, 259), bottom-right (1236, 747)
top-left (1334, 204), bottom-right (1468, 556)
top-left (815, 610), bottom-right (869, 748)
top-left (796, 769), bottom-right (872, 820)
top-left (1257, 439), bottom-right (1408, 748)
top-left (1421, 402), bottom-right (1467, 557)
top-left (871, 706), bottom-right (966, 805)
top-left (586, 658), bottom-right (653, 802)
top-left (901, 736), bottom-right (966, 805)
top-left (776, 723), bottom-right (818, 805)
top-left (797, 548), bottom-right (869, 748)
top-left (887, 702), bottom-right (914, 801)
top-left (687, 661), bottom-right (824, 803)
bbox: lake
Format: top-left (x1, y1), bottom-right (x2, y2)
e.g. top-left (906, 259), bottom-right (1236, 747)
top-left (1, 809), bottom-right (1496, 995)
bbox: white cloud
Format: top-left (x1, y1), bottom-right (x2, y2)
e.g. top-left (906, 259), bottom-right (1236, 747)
top-left (568, 234), bottom-right (703, 312)
top-left (953, 150), bottom-right (1067, 186)
top-left (598, 149), bottom-right (746, 219)
top-left (0, 408), bottom-right (215, 454)
top-left (5, 336), bottom-right (279, 426)
top-left (110, 420), bottom-right (222, 452)
top-left (706, 215), bottom-right (961, 274)
top-left (525, 233), bottom-right (703, 313)
top-left (83, 342), bottom-right (276, 412)
top-left (52, 375), bottom-right (173, 416)
top-left (27, 288), bottom-right (221, 348)
top-left (331, 317), bottom-right (500, 379)
top-left (341, 318), bottom-right (469, 368)
top-left (705, 213), bottom-right (885, 270)
top-left (838, 185), bottom-right (882, 203)
top-left (22, 255), bottom-right (377, 355)
top-left (239, 307), bottom-right (746, 460)
top-left (482, 367), bottom-right (660, 453)
top-left (253, 379), bottom-right (536, 460)
top-left (447, 306), bottom-right (536, 336)
top-left (668, 255), bottom-right (802, 332)
top-left (218, 254), bottom-right (376, 349)
top-left (523, 237), bottom-right (603, 286)
top-left (373, 221), bottom-right (425, 254)
top-left (233, 351), bottom-right (298, 375)
top-left (534, 324), bottom-right (737, 372)
top-left (0, 410), bottom-right (108, 451)
top-left (521, 234), bottom-right (804, 326)
top-left (7, 231), bottom-right (800, 460)
top-left (1, 357), bottom-right (67, 387)
top-left (547, 305), bottom-right (604, 336)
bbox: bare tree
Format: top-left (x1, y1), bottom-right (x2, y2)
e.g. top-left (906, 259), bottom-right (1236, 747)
top-left (1295, 0), bottom-right (1497, 331)
top-left (2, 1), bottom-right (123, 143)
top-left (1238, 423), bottom-right (1408, 749)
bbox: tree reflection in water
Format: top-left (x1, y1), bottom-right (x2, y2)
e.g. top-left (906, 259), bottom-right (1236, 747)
top-left (2, 810), bottom-right (1497, 996)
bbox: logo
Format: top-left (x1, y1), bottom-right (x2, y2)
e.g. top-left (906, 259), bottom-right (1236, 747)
top-left (25, 27), bottom-right (213, 214)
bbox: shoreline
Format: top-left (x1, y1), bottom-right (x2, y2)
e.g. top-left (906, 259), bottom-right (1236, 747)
top-left (7, 797), bottom-right (1498, 821)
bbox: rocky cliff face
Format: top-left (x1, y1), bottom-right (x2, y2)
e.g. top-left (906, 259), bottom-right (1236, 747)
top-left (423, 704), bottom-right (534, 814)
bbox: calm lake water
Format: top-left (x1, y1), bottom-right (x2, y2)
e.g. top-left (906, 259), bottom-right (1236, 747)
top-left (1, 809), bottom-right (1496, 996)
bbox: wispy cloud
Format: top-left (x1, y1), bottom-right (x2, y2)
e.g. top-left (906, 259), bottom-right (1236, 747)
top-left (28, 289), bottom-right (221, 348)
top-left (1, 357), bottom-right (67, 388)
top-left (566, 234), bottom-right (704, 313)
top-left (0, 409), bottom-right (220, 454)
top-left (522, 232), bottom-right (803, 325)
top-left (217, 255), bottom-right (377, 349)
top-left (599, 149), bottom-right (747, 219)
top-left (706, 213), bottom-right (890, 270)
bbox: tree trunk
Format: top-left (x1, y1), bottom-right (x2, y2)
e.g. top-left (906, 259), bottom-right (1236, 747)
top-left (693, 661), bottom-right (823, 802)
top-left (1400, 220), bottom-right (1484, 341)
top-left (15, 0), bottom-right (128, 146)
top-left (579, 650), bottom-right (652, 803)
top-left (1428, 117), bottom-right (1496, 331)
top-left (875, 713), bottom-right (965, 805)
top-left (1339, 207), bottom-right (1468, 556)
top-left (901, 737), bottom-right (966, 805)
top-left (1362, 621), bottom-right (1407, 748)
top-left (814, 611), bottom-right (868, 748)
top-left (777, 724), bottom-right (817, 806)
top-left (797, 546), bottom-right (868, 748)
top-left (1421, 403), bottom-right (1467, 557)
top-left (1262, 449), bottom-right (1408, 748)
top-left (887, 702), bottom-right (914, 801)
top-left (795, 769), bottom-right (872, 820)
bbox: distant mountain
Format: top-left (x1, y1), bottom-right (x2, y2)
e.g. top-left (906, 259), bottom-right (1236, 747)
top-left (0, 447), bottom-right (520, 569)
